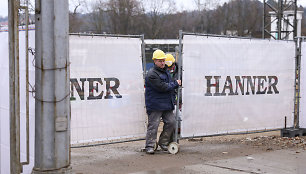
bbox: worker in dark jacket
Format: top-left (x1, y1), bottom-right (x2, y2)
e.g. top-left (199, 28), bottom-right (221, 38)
top-left (165, 53), bottom-right (178, 80)
top-left (145, 49), bottom-right (181, 154)
top-left (165, 53), bottom-right (182, 135)
top-left (165, 53), bottom-right (179, 104)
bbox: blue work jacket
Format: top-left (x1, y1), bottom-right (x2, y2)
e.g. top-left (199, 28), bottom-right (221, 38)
top-left (145, 65), bottom-right (179, 114)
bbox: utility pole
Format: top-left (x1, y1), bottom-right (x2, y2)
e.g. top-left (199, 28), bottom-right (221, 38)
top-left (32, 0), bottom-right (71, 173)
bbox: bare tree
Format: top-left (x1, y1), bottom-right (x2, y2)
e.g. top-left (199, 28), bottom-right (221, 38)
top-left (212, 0), bottom-right (263, 37)
top-left (228, 0), bottom-right (262, 37)
top-left (194, 0), bottom-right (220, 11)
top-left (69, 0), bottom-right (88, 33)
top-left (89, 0), bottom-right (108, 33)
top-left (193, 0), bottom-right (220, 33)
top-left (71, 0), bottom-right (83, 14)
top-left (66, 0), bottom-right (274, 38)
top-left (143, 0), bottom-right (176, 38)
top-left (105, 0), bottom-right (144, 34)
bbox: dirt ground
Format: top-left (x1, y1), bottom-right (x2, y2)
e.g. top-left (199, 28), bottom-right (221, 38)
top-left (71, 131), bottom-right (306, 174)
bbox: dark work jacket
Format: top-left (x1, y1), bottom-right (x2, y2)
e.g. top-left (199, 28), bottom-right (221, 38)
top-left (169, 62), bottom-right (179, 81)
top-left (169, 63), bottom-right (180, 105)
top-left (145, 65), bottom-right (179, 114)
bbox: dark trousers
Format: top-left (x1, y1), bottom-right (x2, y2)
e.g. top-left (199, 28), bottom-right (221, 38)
top-left (145, 110), bottom-right (176, 149)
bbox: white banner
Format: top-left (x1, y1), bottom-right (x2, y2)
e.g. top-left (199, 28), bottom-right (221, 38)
top-left (300, 42), bottom-right (306, 128)
top-left (0, 30), bottom-right (36, 174)
top-left (181, 35), bottom-right (295, 137)
top-left (69, 35), bottom-right (146, 144)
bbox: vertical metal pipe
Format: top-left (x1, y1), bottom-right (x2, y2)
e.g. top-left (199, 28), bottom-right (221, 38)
top-left (141, 34), bottom-right (146, 77)
top-left (262, 0), bottom-right (266, 39)
top-left (294, 38), bottom-right (298, 128)
top-left (15, 1), bottom-right (21, 172)
top-left (8, 0), bottom-right (21, 173)
top-left (277, 0), bottom-right (282, 40)
top-left (21, 1), bottom-right (30, 166)
top-left (296, 38), bottom-right (302, 128)
top-left (174, 30), bottom-right (183, 143)
top-left (32, 0), bottom-right (71, 173)
top-left (17, 4), bottom-right (30, 168)
top-left (16, 6), bottom-right (21, 172)
top-left (25, 3), bottom-right (30, 165)
top-left (293, 37), bottom-right (301, 129)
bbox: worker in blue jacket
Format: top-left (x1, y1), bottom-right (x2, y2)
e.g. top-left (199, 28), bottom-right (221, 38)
top-left (145, 49), bottom-right (181, 154)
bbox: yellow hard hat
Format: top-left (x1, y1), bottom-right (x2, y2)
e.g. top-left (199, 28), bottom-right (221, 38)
top-left (165, 54), bottom-right (175, 67)
top-left (152, 49), bottom-right (166, 60)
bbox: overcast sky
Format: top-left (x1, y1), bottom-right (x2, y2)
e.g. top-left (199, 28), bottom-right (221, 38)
top-left (1, 0), bottom-right (306, 17)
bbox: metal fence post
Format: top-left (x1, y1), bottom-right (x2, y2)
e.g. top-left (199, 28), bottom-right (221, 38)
top-left (19, 2), bottom-right (31, 168)
top-left (174, 30), bottom-right (183, 143)
top-left (141, 34), bottom-right (146, 77)
top-left (294, 37), bottom-right (302, 128)
top-left (8, 0), bottom-right (21, 173)
top-left (262, 0), bottom-right (266, 39)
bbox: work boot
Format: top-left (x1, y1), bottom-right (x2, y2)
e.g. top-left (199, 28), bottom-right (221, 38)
top-left (146, 148), bottom-right (155, 154)
top-left (159, 144), bottom-right (168, 151)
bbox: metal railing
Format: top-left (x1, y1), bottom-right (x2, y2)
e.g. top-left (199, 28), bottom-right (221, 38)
top-left (8, 0), bottom-right (30, 173)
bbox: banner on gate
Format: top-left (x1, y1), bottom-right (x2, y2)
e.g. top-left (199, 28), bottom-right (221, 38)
top-left (181, 35), bottom-right (295, 137)
top-left (69, 35), bottom-right (146, 144)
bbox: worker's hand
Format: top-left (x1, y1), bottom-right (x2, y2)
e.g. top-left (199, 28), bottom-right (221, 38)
top-left (176, 80), bottom-right (182, 86)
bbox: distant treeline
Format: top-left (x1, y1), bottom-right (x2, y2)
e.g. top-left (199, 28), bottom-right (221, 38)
top-left (2, 0), bottom-right (306, 38)
top-left (69, 0), bottom-right (306, 39)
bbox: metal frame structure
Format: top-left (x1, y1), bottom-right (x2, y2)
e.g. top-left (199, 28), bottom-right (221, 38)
top-left (68, 33), bottom-right (147, 148)
top-left (263, 0), bottom-right (298, 40)
top-left (173, 31), bottom-right (183, 143)
top-left (174, 31), bottom-right (277, 143)
top-left (19, 2), bottom-right (30, 169)
top-left (70, 31), bottom-right (300, 149)
top-left (8, 0), bottom-right (30, 173)
top-left (52, 31), bottom-right (303, 150)
top-left (177, 31), bottom-right (299, 140)
top-left (40, 32), bottom-right (306, 153)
